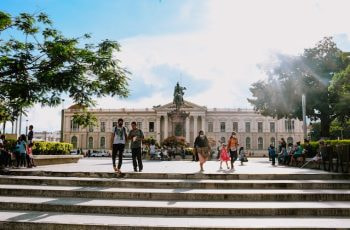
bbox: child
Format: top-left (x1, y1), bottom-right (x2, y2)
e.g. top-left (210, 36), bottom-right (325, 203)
top-left (239, 147), bottom-right (246, 165)
top-left (219, 144), bottom-right (230, 169)
top-left (26, 143), bottom-right (36, 168)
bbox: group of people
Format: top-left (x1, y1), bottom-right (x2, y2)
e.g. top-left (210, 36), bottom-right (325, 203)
top-left (0, 125), bottom-right (36, 169)
top-left (111, 119), bottom-right (144, 174)
top-left (194, 131), bottom-right (247, 171)
top-left (268, 138), bottom-right (312, 166)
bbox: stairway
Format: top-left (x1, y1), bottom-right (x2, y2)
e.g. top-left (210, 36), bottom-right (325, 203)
top-left (0, 171), bottom-right (349, 229)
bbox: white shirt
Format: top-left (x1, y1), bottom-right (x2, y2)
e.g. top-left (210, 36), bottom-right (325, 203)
top-left (113, 127), bottom-right (126, 144)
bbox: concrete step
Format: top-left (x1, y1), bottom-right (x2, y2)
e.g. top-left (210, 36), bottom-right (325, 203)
top-left (1, 196), bottom-right (350, 216)
top-left (1, 184), bottom-right (349, 201)
top-left (1, 211), bottom-right (350, 229)
top-left (1, 175), bottom-right (349, 189)
top-left (3, 170), bottom-right (350, 180)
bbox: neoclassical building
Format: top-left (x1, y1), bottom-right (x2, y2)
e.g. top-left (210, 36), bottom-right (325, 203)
top-left (62, 101), bottom-right (304, 156)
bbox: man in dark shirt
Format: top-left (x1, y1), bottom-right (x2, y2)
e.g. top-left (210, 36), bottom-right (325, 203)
top-left (27, 125), bottom-right (34, 144)
top-left (128, 121), bottom-right (144, 172)
top-left (194, 130), bottom-right (210, 171)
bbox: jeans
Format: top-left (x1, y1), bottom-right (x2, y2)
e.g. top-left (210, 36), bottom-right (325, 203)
top-left (132, 147), bottom-right (143, 171)
top-left (112, 144), bottom-right (125, 169)
top-left (230, 150), bottom-right (237, 167)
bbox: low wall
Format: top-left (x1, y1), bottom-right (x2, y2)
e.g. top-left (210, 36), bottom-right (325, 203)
top-left (33, 155), bottom-right (83, 166)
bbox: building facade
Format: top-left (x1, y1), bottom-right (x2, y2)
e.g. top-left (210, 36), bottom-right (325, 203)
top-left (62, 101), bottom-right (304, 156)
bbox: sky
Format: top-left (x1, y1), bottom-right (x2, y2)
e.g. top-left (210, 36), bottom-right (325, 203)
top-left (2, 0), bottom-right (350, 132)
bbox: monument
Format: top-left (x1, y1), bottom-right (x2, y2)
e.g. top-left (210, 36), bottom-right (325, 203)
top-left (168, 82), bottom-right (189, 137)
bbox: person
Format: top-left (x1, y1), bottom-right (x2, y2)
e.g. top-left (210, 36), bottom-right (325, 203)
top-left (27, 125), bottom-right (34, 144)
top-left (15, 135), bottom-right (27, 168)
top-left (239, 147), bottom-right (247, 166)
top-left (268, 145), bottom-right (276, 165)
top-left (180, 147), bottom-right (186, 159)
top-left (26, 142), bottom-right (36, 168)
top-left (128, 121), bottom-right (144, 172)
top-left (291, 141), bottom-right (304, 165)
top-left (304, 139), bottom-right (313, 157)
top-left (194, 130), bottom-right (210, 172)
top-left (149, 141), bottom-right (156, 160)
top-left (227, 132), bottom-right (239, 169)
top-left (219, 143), bottom-right (230, 169)
top-left (112, 118), bottom-right (128, 174)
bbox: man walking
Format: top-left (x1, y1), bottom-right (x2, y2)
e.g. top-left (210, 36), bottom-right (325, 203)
top-left (112, 118), bottom-right (127, 174)
top-left (128, 121), bottom-right (144, 172)
top-left (27, 125), bottom-right (34, 144)
top-left (227, 131), bottom-right (239, 169)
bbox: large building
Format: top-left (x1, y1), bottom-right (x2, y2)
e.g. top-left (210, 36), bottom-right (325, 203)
top-left (62, 101), bottom-right (304, 156)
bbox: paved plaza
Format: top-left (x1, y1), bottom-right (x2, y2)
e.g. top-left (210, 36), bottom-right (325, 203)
top-left (13, 157), bottom-right (330, 174)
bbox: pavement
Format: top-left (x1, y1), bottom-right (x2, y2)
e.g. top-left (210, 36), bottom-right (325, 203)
top-left (12, 157), bottom-right (330, 174)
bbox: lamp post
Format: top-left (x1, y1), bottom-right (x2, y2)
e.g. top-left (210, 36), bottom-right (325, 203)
top-left (25, 119), bottom-right (28, 136)
top-left (61, 99), bottom-right (65, 142)
top-left (302, 94), bottom-right (307, 140)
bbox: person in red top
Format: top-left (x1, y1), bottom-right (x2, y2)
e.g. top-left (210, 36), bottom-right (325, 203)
top-left (26, 143), bottom-right (36, 168)
top-left (219, 143), bottom-right (230, 169)
top-left (227, 132), bottom-right (239, 169)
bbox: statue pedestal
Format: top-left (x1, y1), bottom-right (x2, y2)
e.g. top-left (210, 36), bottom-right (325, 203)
top-left (168, 110), bottom-right (189, 137)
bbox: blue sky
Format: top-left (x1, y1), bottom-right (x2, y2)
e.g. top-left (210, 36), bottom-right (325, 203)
top-left (2, 0), bottom-right (350, 132)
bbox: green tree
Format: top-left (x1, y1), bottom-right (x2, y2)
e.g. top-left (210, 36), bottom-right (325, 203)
top-left (248, 37), bottom-right (350, 137)
top-left (0, 11), bottom-right (129, 123)
top-left (329, 64), bottom-right (350, 124)
top-left (310, 119), bottom-right (350, 141)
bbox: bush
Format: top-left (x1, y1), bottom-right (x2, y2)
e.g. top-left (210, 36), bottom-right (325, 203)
top-left (3, 138), bottom-right (72, 155)
top-left (303, 140), bottom-right (350, 156)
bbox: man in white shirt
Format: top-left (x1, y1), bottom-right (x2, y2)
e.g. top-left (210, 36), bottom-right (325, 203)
top-left (112, 118), bottom-right (128, 173)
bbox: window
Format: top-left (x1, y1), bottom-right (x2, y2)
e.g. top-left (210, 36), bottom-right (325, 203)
top-left (258, 137), bottom-right (264, 150)
top-left (208, 122), bottom-right (213, 132)
top-left (287, 137), bottom-right (293, 145)
top-left (285, 119), bottom-right (295, 132)
top-left (258, 122), bottom-right (263, 133)
top-left (88, 137), bottom-right (93, 149)
top-left (270, 137), bottom-right (275, 147)
top-left (125, 122), bottom-right (130, 130)
top-left (100, 122), bottom-right (105, 132)
top-left (149, 122), bottom-right (155, 132)
top-left (246, 137), bottom-right (251, 150)
top-left (245, 122), bottom-right (251, 133)
top-left (270, 122), bottom-right (275, 133)
top-left (232, 122), bottom-right (238, 132)
top-left (137, 122), bottom-right (142, 130)
top-left (88, 125), bottom-right (93, 132)
top-left (220, 122), bottom-right (226, 132)
top-left (100, 137), bottom-right (106, 149)
top-left (70, 120), bottom-right (79, 132)
top-left (112, 122), bottom-right (118, 129)
top-left (71, 136), bottom-right (78, 149)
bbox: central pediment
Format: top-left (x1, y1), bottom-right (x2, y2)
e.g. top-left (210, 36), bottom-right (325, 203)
top-left (153, 100), bottom-right (206, 111)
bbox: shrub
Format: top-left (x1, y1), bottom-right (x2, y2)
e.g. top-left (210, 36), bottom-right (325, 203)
top-left (3, 138), bottom-right (72, 155)
top-left (303, 140), bottom-right (350, 156)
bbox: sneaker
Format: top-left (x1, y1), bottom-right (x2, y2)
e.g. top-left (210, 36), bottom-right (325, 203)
top-left (139, 170), bottom-right (142, 172)
top-left (220, 166), bottom-right (223, 169)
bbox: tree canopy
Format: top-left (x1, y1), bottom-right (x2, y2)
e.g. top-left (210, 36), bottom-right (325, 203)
top-left (248, 37), bottom-right (350, 138)
top-left (0, 11), bottom-right (129, 123)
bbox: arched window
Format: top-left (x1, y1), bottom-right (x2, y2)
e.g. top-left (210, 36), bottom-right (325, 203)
top-left (71, 136), bottom-right (78, 149)
top-left (287, 137), bottom-right (293, 145)
top-left (246, 137), bottom-right (251, 150)
top-left (88, 137), bottom-right (93, 149)
top-left (100, 137), bottom-right (106, 149)
top-left (258, 137), bottom-right (264, 150)
top-left (270, 137), bottom-right (276, 147)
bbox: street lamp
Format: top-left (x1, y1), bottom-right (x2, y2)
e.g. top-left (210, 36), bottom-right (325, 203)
top-left (302, 94), bottom-right (307, 140)
top-left (25, 119), bottom-right (28, 136)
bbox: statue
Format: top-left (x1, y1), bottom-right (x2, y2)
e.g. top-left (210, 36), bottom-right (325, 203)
top-left (173, 82), bottom-right (186, 111)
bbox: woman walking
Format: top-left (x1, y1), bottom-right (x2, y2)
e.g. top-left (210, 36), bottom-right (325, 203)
top-left (194, 130), bottom-right (210, 172)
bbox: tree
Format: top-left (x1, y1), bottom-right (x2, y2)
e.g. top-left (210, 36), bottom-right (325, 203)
top-left (248, 37), bottom-right (350, 137)
top-left (310, 119), bottom-right (350, 141)
top-left (0, 11), bottom-right (129, 124)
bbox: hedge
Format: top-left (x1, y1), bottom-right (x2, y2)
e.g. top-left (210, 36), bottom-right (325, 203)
top-left (3, 139), bottom-right (73, 155)
top-left (303, 140), bottom-right (350, 157)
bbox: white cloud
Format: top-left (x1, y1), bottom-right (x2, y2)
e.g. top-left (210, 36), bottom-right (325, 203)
top-left (19, 0), bottom-right (350, 132)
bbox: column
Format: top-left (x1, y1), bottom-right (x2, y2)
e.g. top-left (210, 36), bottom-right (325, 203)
top-left (193, 115), bottom-right (198, 142)
top-left (201, 116), bottom-right (206, 133)
top-left (156, 116), bottom-right (161, 144)
top-left (164, 115), bottom-right (168, 139)
top-left (185, 117), bottom-right (190, 143)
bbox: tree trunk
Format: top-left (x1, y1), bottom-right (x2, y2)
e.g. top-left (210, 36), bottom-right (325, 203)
top-left (320, 115), bottom-right (331, 138)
